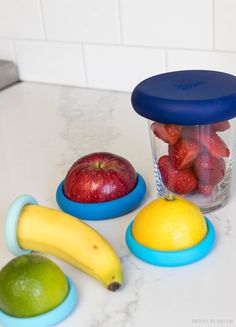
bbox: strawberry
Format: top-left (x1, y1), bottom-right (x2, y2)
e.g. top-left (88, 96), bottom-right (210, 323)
top-left (182, 126), bottom-right (230, 158)
top-left (194, 154), bottom-right (226, 186)
top-left (151, 122), bottom-right (182, 145)
top-left (197, 184), bottom-right (214, 196)
top-left (158, 155), bottom-right (170, 185)
top-left (199, 130), bottom-right (230, 158)
top-left (181, 126), bottom-right (199, 140)
top-left (169, 138), bottom-right (200, 170)
top-left (211, 120), bottom-right (230, 132)
top-left (182, 122), bottom-right (230, 136)
top-left (158, 155), bottom-right (197, 194)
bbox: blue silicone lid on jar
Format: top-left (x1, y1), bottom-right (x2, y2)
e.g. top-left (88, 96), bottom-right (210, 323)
top-left (131, 70), bottom-right (236, 125)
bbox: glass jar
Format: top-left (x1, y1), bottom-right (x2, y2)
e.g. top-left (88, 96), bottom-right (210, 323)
top-left (131, 70), bottom-right (236, 213)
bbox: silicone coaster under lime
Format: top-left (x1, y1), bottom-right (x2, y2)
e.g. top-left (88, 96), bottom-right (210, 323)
top-left (0, 276), bottom-right (78, 327)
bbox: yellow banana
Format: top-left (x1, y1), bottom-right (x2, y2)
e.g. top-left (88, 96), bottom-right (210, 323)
top-left (16, 204), bottom-right (122, 291)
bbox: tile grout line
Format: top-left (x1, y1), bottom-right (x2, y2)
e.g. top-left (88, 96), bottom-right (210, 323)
top-left (1, 37), bottom-right (236, 55)
top-left (39, 0), bottom-right (48, 40)
top-left (118, 0), bottom-right (124, 44)
top-left (212, 0), bottom-right (215, 50)
top-left (81, 44), bottom-right (89, 87)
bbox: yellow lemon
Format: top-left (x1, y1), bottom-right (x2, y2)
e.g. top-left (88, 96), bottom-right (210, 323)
top-left (132, 195), bottom-right (207, 251)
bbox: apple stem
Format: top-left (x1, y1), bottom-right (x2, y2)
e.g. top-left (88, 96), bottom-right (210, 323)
top-left (97, 161), bottom-right (103, 169)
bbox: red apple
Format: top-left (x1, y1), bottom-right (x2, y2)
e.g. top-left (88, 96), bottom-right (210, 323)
top-left (64, 152), bottom-right (137, 203)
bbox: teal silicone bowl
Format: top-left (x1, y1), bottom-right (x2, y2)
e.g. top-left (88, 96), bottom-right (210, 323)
top-left (126, 217), bottom-right (215, 267)
top-left (0, 277), bottom-right (77, 327)
top-left (56, 173), bottom-right (146, 220)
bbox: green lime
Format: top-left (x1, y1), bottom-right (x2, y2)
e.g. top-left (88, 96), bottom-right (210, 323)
top-left (0, 254), bottom-right (68, 317)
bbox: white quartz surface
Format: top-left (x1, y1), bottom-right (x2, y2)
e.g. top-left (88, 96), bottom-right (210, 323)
top-left (0, 82), bottom-right (236, 327)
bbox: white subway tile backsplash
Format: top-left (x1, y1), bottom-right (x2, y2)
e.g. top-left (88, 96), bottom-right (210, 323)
top-left (0, 0), bottom-right (236, 91)
top-left (15, 41), bottom-right (86, 86)
top-left (84, 45), bottom-right (165, 92)
top-left (120, 0), bottom-right (213, 49)
top-left (167, 49), bottom-right (236, 75)
top-left (42, 0), bottom-right (121, 44)
top-left (0, 40), bottom-right (15, 61)
top-left (215, 0), bottom-right (236, 51)
top-left (0, 0), bottom-right (44, 39)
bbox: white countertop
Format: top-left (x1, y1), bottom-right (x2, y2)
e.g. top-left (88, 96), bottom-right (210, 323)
top-left (0, 82), bottom-right (236, 327)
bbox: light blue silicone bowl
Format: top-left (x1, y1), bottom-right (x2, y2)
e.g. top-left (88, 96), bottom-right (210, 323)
top-left (56, 173), bottom-right (146, 220)
top-left (126, 217), bottom-right (215, 267)
top-left (0, 277), bottom-right (77, 327)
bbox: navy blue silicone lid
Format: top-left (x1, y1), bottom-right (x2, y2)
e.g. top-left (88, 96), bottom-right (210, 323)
top-left (131, 70), bottom-right (236, 125)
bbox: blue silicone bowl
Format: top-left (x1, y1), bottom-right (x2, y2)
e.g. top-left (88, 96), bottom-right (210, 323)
top-left (0, 276), bottom-right (77, 327)
top-left (126, 217), bottom-right (215, 267)
top-left (56, 173), bottom-right (146, 220)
